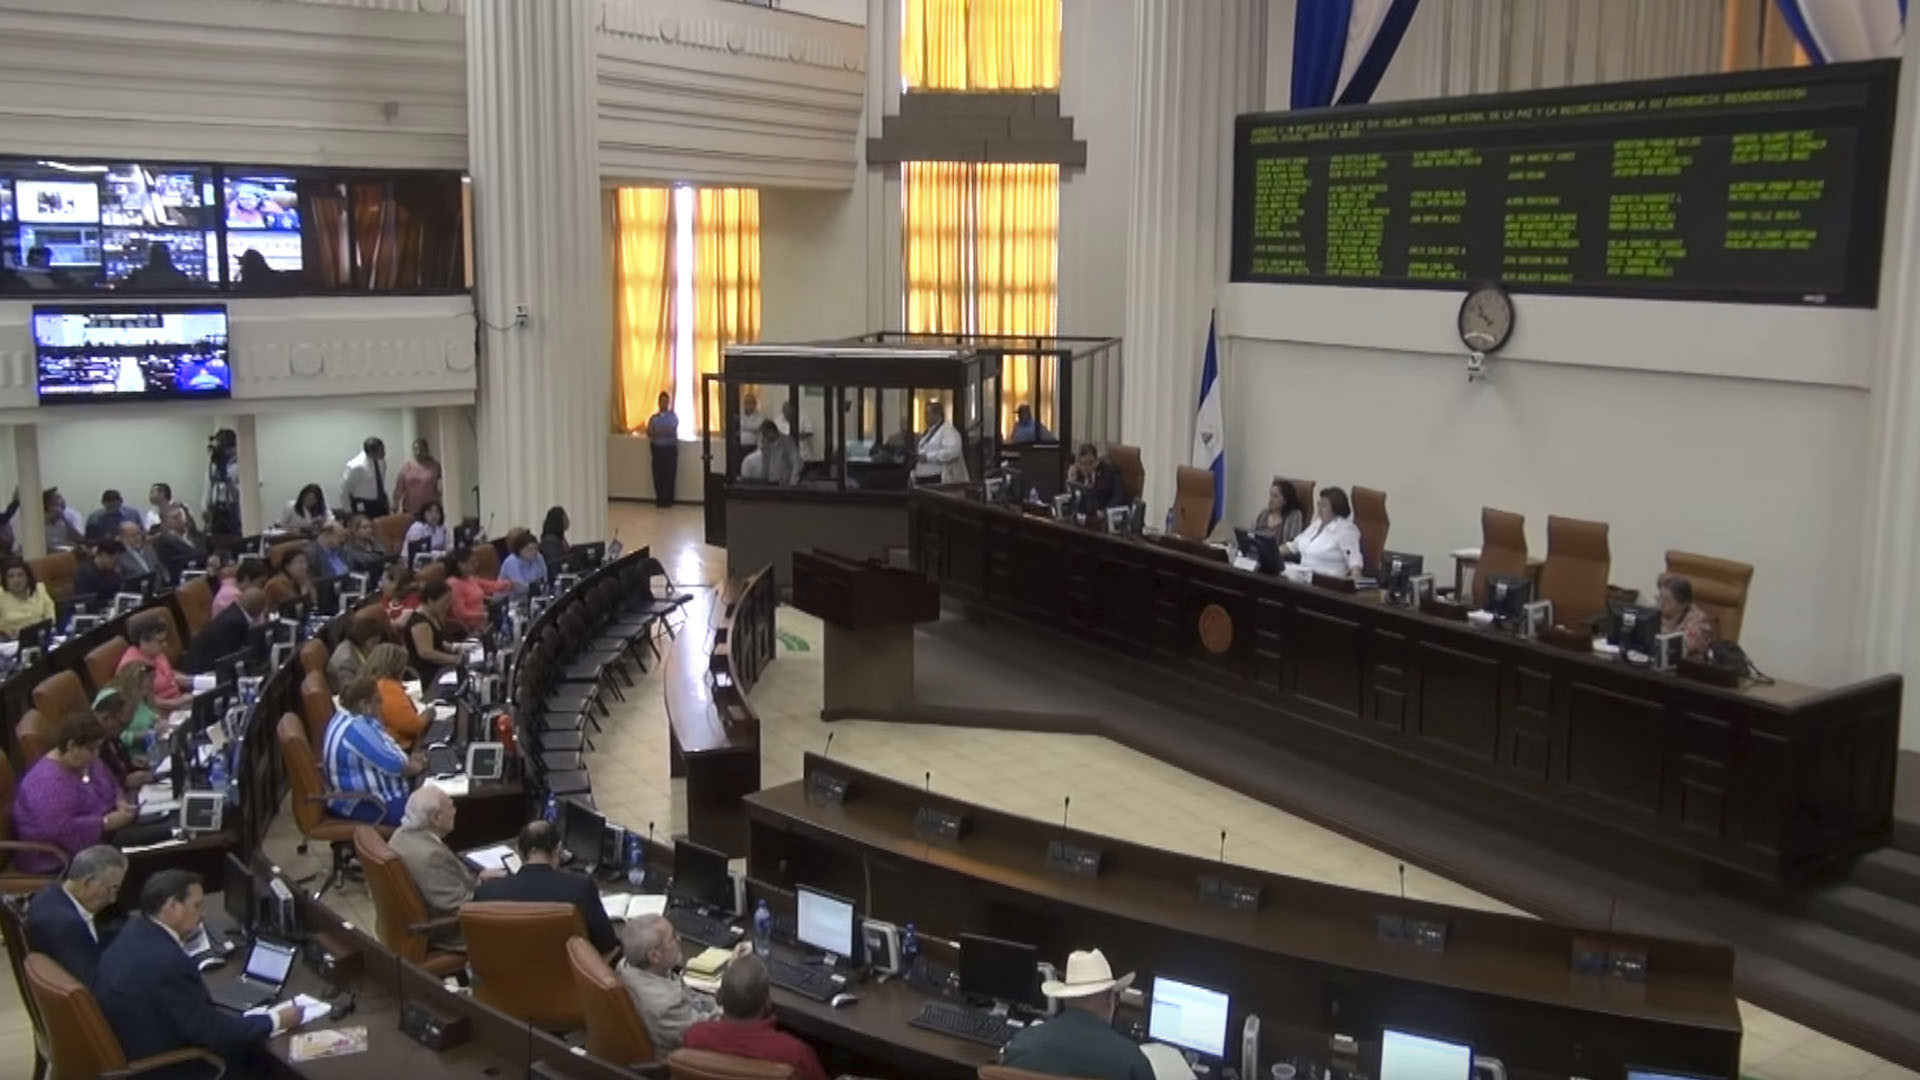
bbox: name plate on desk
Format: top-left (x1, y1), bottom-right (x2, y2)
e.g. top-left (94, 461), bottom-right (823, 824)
top-left (1198, 875), bottom-right (1262, 913)
top-left (914, 806), bottom-right (968, 843)
top-left (398, 1000), bottom-right (470, 1051)
top-left (807, 770), bottom-right (850, 806)
top-left (1376, 915), bottom-right (1450, 952)
top-left (1045, 840), bottom-right (1102, 878)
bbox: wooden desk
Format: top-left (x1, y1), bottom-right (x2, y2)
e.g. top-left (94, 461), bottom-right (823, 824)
top-left (748, 755), bottom-right (1744, 1080)
top-left (908, 487), bottom-right (1901, 887)
top-left (665, 566), bottom-right (774, 856)
top-left (792, 549), bottom-right (940, 719)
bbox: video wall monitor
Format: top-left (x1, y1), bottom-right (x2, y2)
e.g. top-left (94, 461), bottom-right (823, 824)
top-left (16, 179), bottom-right (99, 225)
top-left (223, 175), bottom-right (300, 232)
top-left (102, 164), bottom-right (216, 229)
top-left (102, 228), bottom-right (215, 287)
top-left (32, 305), bottom-right (232, 404)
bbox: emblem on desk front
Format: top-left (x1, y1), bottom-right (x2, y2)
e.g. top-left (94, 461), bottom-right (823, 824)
top-left (1198, 604), bottom-right (1234, 655)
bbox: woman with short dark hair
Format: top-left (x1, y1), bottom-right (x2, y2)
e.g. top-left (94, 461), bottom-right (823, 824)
top-left (280, 483), bottom-right (332, 536)
top-left (1279, 486), bottom-right (1363, 579)
top-left (13, 713), bottom-right (133, 873)
top-left (0, 558), bottom-right (54, 637)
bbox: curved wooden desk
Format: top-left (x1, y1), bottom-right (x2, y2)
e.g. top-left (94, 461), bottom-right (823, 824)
top-left (665, 564), bottom-right (774, 856)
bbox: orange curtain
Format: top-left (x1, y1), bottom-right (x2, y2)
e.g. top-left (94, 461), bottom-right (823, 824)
top-left (904, 162), bottom-right (970, 335)
top-left (902, 0), bottom-right (969, 89)
top-left (693, 188), bottom-right (762, 432)
top-left (612, 187), bottom-right (675, 432)
top-left (903, 0), bottom-right (1058, 90)
top-left (974, 163), bottom-right (1058, 432)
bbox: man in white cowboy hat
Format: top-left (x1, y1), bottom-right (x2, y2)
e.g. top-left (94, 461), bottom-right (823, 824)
top-left (1001, 948), bottom-right (1155, 1080)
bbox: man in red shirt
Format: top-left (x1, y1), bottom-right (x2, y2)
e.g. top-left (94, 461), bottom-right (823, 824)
top-left (681, 953), bottom-right (829, 1080)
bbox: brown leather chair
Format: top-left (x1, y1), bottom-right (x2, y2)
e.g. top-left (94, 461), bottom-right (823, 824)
top-left (569, 935), bottom-right (656, 1067)
top-left (461, 900), bottom-right (587, 1031)
top-left (1350, 486), bottom-right (1389, 576)
top-left (352, 824), bottom-right (465, 977)
top-left (30, 671), bottom-right (89, 730)
top-left (1106, 444), bottom-right (1145, 503)
top-left (299, 638), bottom-right (331, 685)
top-left (264, 575), bottom-right (298, 609)
top-left (84, 637), bottom-right (130, 693)
top-left (1167, 466), bottom-right (1216, 541)
top-left (1538, 515), bottom-right (1611, 628)
top-left (1662, 551), bottom-right (1754, 643)
top-left (1277, 477), bottom-right (1316, 513)
top-left (299, 669), bottom-right (336, 749)
top-left (174, 575), bottom-right (215, 638)
top-left (15, 709), bottom-right (50, 766)
top-left (0, 752), bottom-right (68, 897)
top-left (279, 714), bottom-right (391, 896)
top-left (150, 605), bottom-right (187, 664)
top-left (0, 895), bottom-right (52, 1080)
top-left (1472, 507), bottom-right (1529, 608)
top-left (268, 537), bottom-right (307, 571)
top-left (667, 1049), bottom-right (798, 1080)
top-left (470, 543), bottom-right (501, 580)
top-left (26, 952), bottom-right (226, 1080)
top-left (28, 551), bottom-right (78, 606)
top-left (374, 513), bottom-right (413, 556)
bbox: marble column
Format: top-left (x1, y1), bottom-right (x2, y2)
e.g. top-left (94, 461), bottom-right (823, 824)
top-left (11, 427), bottom-right (44, 559)
top-left (234, 415), bottom-right (262, 538)
top-left (1858, 24), bottom-right (1920, 752)
top-left (1121, 0), bottom-right (1265, 518)
top-left (467, 0), bottom-right (610, 542)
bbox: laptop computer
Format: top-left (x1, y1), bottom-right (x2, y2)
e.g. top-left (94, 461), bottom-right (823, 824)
top-left (207, 937), bottom-right (298, 1012)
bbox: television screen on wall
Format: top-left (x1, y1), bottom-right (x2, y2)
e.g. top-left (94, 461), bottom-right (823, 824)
top-left (32, 304), bottom-right (232, 404)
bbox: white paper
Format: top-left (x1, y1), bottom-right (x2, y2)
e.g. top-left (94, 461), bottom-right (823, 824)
top-left (192, 674), bottom-right (218, 694)
top-left (599, 893), bottom-right (669, 921)
top-left (463, 843), bottom-right (515, 872)
top-left (430, 775), bottom-right (470, 799)
top-left (249, 994), bottom-right (330, 1027)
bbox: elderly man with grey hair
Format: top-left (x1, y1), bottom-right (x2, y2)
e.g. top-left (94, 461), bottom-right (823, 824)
top-left (388, 784), bottom-right (500, 948)
top-left (617, 913), bottom-right (726, 1054)
top-left (25, 844), bottom-right (128, 985)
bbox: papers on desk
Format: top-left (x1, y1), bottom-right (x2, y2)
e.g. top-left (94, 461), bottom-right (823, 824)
top-left (428, 774), bottom-right (471, 799)
top-left (191, 673), bottom-right (219, 695)
top-left (464, 843), bottom-right (516, 873)
top-left (601, 892), bottom-right (667, 922)
top-left (681, 946), bottom-right (735, 993)
top-left (249, 993), bottom-right (330, 1029)
top-left (138, 784), bottom-right (181, 815)
top-left (402, 680), bottom-right (424, 702)
top-left (1140, 1042), bottom-right (1198, 1080)
top-left (290, 1026), bottom-right (368, 1062)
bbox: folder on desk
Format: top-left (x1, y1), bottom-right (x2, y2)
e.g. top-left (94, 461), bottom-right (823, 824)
top-left (684, 946), bottom-right (733, 979)
top-left (601, 893), bottom-right (668, 922)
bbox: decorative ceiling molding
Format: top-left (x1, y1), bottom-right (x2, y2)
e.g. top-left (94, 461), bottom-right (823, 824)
top-left (599, 0), bottom-right (866, 74)
top-left (268, 0), bottom-right (465, 14)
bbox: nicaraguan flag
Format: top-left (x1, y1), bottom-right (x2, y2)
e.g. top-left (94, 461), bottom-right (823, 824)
top-left (1192, 313), bottom-right (1226, 535)
top-left (1291, 0), bottom-right (1424, 109)
top-left (1772, 0), bottom-right (1904, 63)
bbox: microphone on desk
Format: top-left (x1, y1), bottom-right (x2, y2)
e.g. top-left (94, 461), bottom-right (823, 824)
top-left (1399, 863), bottom-right (1407, 899)
top-left (823, 731), bottom-right (835, 758)
top-left (1219, 829), bottom-right (1228, 863)
top-left (924, 770), bottom-right (932, 792)
top-left (648, 821), bottom-right (656, 845)
top-left (1061, 795), bottom-right (1071, 832)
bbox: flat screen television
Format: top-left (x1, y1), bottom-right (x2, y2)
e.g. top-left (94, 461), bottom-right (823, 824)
top-left (32, 304), bottom-right (232, 404)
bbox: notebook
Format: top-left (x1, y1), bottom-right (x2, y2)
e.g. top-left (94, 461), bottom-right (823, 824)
top-left (600, 893), bottom-right (668, 922)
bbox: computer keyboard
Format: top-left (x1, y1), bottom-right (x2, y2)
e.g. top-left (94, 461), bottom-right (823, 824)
top-left (665, 907), bottom-right (739, 947)
top-left (425, 745), bottom-right (462, 777)
top-left (423, 715), bottom-right (457, 747)
top-left (766, 957), bottom-right (840, 1002)
top-left (910, 1002), bottom-right (1021, 1048)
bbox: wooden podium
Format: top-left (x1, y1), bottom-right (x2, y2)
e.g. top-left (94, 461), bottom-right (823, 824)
top-left (791, 550), bottom-right (940, 719)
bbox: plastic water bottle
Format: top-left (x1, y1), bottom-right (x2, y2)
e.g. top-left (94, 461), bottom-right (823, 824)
top-left (625, 833), bottom-right (646, 888)
top-left (902, 921), bottom-right (920, 973)
top-left (542, 792), bottom-right (559, 824)
top-left (752, 900), bottom-right (773, 956)
top-left (206, 750), bottom-right (228, 804)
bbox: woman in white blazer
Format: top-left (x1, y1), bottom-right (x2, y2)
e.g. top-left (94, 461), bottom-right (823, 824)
top-left (1281, 486), bottom-right (1363, 579)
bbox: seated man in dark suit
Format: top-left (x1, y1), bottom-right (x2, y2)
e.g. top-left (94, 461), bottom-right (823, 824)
top-left (72, 540), bottom-right (126, 610)
top-left (24, 844), bottom-right (127, 987)
top-left (96, 869), bottom-right (304, 1079)
top-left (472, 819), bottom-right (619, 956)
top-left (1065, 443), bottom-right (1131, 511)
top-left (181, 587), bottom-right (269, 674)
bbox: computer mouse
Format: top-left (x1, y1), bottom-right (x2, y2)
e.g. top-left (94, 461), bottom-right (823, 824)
top-left (829, 992), bottom-right (859, 1009)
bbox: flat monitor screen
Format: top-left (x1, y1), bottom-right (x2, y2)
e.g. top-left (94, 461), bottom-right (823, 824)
top-left (102, 228), bottom-right (216, 287)
top-left (224, 175), bottom-right (301, 232)
top-left (102, 164), bottom-right (216, 229)
top-left (14, 223), bottom-right (101, 273)
top-left (16, 179), bottom-right (99, 224)
top-left (957, 933), bottom-right (1042, 1008)
top-left (243, 938), bottom-right (297, 985)
top-left (33, 305), bottom-right (231, 403)
top-left (795, 885), bottom-right (855, 959)
top-left (561, 798), bottom-right (606, 866)
top-left (1379, 1029), bottom-right (1473, 1080)
top-left (0, 183), bottom-right (13, 222)
top-left (1147, 976), bottom-right (1231, 1059)
top-left (227, 230), bottom-right (304, 278)
top-left (670, 838), bottom-right (733, 913)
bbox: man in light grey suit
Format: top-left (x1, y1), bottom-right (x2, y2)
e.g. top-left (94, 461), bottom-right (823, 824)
top-left (617, 914), bottom-right (722, 1055)
top-left (389, 784), bottom-right (499, 948)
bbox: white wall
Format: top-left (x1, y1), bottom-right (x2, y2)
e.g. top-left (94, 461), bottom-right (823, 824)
top-left (1058, 0), bottom-right (1134, 345)
top-left (760, 185), bottom-right (873, 341)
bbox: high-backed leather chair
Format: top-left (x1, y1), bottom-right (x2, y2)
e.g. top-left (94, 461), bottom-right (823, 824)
top-left (264, 575), bottom-right (298, 609)
top-left (1277, 477), bottom-right (1316, 513)
top-left (353, 825), bottom-right (464, 977)
top-left (175, 575), bottom-right (215, 638)
top-left (299, 669), bottom-right (336, 749)
top-left (28, 552), bottom-right (77, 606)
top-left (26, 952), bottom-right (226, 1080)
top-left (1106, 444), bottom-right (1145, 503)
top-left (1472, 508), bottom-right (1529, 608)
top-left (268, 537), bottom-right (307, 571)
top-left (569, 936), bottom-right (656, 1067)
top-left (15, 709), bottom-right (49, 766)
top-left (374, 513), bottom-right (412, 556)
top-left (279, 714), bottom-right (390, 896)
top-left (299, 638), bottom-right (331, 684)
top-left (471, 543), bottom-right (501, 580)
top-left (0, 755), bottom-right (67, 896)
top-left (151, 605), bottom-right (187, 664)
top-left (667, 1049), bottom-right (798, 1080)
top-left (1538, 515), bottom-right (1611, 627)
top-left (30, 672), bottom-right (89, 730)
top-left (84, 637), bottom-right (130, 693)
top-left (461, 901), bottom-right (587, 1031)
top-left (1169, 466), bottom-right (1216, 541)
top-left (1350, 486), bottom-right (1389, 576)
top-left (1662, 551), bottom-right (1755, 643)
top-left (0, 896), bottom-right (52, 1080)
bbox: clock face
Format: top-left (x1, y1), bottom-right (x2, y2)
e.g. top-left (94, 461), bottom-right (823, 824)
top-left (1457, 284), bottom-right (1515, 353)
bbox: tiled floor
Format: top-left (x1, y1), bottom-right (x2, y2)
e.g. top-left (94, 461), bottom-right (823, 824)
top-left (2, 501), bottom-right (1913, 1080)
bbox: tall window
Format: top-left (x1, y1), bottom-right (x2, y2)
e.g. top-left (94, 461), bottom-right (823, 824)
top-left (900, 0), bottom-right (1061, 432)
top-left (612, 186), bottom-right (761, 437)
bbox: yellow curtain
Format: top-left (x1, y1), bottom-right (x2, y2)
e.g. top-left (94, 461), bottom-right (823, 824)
top-left (966, 0), bottom-right (1060, 89)
top-left (974, 163), bottom-right (1058, 432)
top-left (612, 187), bottom-right (674, 432)
top-left (693, 188), bottom-right (762, 432)
top-left (902, 0), bottom-right (969, 89)
top-left (904, 162), bottom-right (970, 335)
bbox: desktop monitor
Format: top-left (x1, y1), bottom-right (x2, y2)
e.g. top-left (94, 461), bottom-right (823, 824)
top-left (222, 851), bottom-right (257, 928)
top-left (1608, 602), bottom-right (1663, 656)
top-left (1147, 975), bottom-right (1231, 1060)
top-left (1233, 529), bottom-right (1282, 574)
top-left (795, 885), bottom-right (856, 961)
top-left (561, 798), bottom-right (607, 868)
top-left (1378, 1028), bottom-right (1473, 1080)
top-left (1485, 575), bottom-right (1532, 622)
top-left (32, 305), bottom-right (231, 404)
top-left (670, 838), bottom-right (734, 913)
top-left (957, 933), bottom-right (1043, 1009)
top-left (1381, 551), bottom-right (1424, 600)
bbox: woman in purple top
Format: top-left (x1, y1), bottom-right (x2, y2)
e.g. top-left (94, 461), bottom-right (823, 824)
top-left (12, 713), bottom-right (134, 874)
